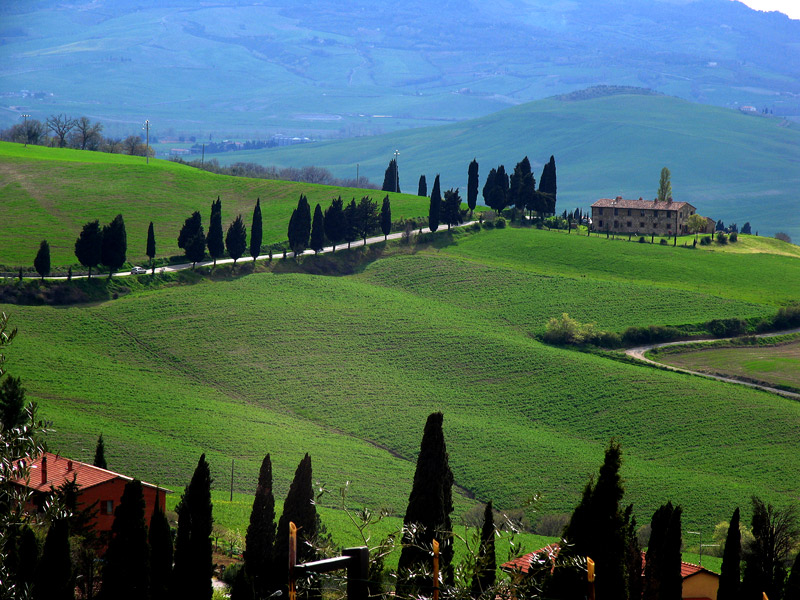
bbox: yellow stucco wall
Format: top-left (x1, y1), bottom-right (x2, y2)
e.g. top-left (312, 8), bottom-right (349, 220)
top-left (682, 571), bottom-right (719, 600)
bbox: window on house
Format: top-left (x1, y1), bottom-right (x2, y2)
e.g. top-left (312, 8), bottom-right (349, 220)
top-left (627, 209), bottom-right (631, 216)
top-left (653, 210), bottom-right (659, 217)
top-left (614, 221), bottom-right (619, 228)
top-left (614, 208), bottom-right (619, 215)
top-left (627, 221), bottom-right (632, 227)
top-left (640, 210), bottom-right (645, 217)
top-left (104, 500), bottom-right (114, 515)
top-left (598, 220), bottom-right (603, 227)
top-left (640, 222), bottom-right (645, 228)
top-left (599, 208), bottom-right (604, 215)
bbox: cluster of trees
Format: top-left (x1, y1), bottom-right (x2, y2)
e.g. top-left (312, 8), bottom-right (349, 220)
top-left (0, 114), bottom-right (153, 156)
top-left (480, 156), bottom-right (557, 218)
top-left (426, 175), bottom-right (464, 233)
top-left (287, 194), bottom-right (393, 255)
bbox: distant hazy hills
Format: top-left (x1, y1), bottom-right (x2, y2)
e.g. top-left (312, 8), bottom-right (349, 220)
top-left (1, 0), bottom-right (799, 138)
top-left (227, 89), bottom-right (800, 240)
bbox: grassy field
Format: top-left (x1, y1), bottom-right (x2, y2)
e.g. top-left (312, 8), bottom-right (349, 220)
top-left (0, 142), bottom-right (430, 268)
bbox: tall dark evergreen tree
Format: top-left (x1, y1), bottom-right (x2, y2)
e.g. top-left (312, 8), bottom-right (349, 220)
top-left (418, 175), bottom-right (427, 197)
top-left (149, 489), bottom-right (173, 600)
top-left (428, 175), bottom-right (441, 232)
top-left (207, 197), bottom-right (225, 265)
top-left (355, 196), bottom-right (379, 243)
top-left (642, 502), bottom-right (683, 600)
top-left (226, 215), bottom-right (247, 266)
top-left (343, 198), bottom-right (359, 249)
top-left (173, 454), bottom-right (214, 600)
top-left (510, 157), bottom-right (532, 213)
top-left (101, 214), bottom-right (127, 278)
top-left (13, 524), bottom-right (39, 592)
top-left (146, 221), bottom-right (157, 273)
top-left (288, 195), bottom-right (312, 254)
top-left (396, 412), bottom-right (454, 595)
top-left (380, 195), bottom-right (392, 240)
top-left (250, 198), bottom-right (263, 261)
top-left (742, 222), bottom-right (752, 235)
top-left (34, 240), bottom-right (50, 280)
top-left (718, 507), bottom-right (742, 600)
top-left (467, 159), bottom-right (479, 214)
top-left (33, 518), bottom-right (73, 600)
top-left (101, 479), bottom-right (150, 600)
top-left (75, 220), bottom-right (103, 279)
top-left (442, 188), bottom-right (462, 230)
top-left (623, 504), bottom-right (642, 600)
top-left (309, 203), bottom-right (326, 254)
top-left (471, 501), bottom-right (496, 597)
top-left (242, 454), bottom-right (277, 600)
top-left (324, 197), bottom-right (346, 252)
top-left (382, 158), bottom-right (400, 193)
top-left (274, 454), bottom-right (317, 593)
top-left (483, 165), bottom-right (509, 213)
top-left (93, 433), bottom-right (107, 469)
top-left (0, 374), bottom-right (26, 429)
top-left (785, 552), bottom-right (800, 600)
top-left (178, 211), bottom-right (206, 268)
top-left (539, 155), bottom-right (558, 200)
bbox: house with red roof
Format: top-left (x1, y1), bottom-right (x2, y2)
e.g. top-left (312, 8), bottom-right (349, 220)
top-left (590, 197), bottom-right (702, 237)
top-left (502, 544), bottom-right (720, 600)
top-left (13, 452), bottom-right (168, 539)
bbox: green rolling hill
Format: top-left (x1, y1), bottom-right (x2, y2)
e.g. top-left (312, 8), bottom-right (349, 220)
top-left (225, 90), bottom-right (800, 241)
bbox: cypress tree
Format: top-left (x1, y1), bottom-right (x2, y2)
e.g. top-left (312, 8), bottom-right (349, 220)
top-left (418, 174), bottom-right (427, 197)
top-left (785, 552), bottom-right (800, 600)
top-left (623, 504), bottom-right (642, 600)
top-left (146, 221), bottom-right (157, 273)
top-left (509, 157), bottom-right (532, 213)
top-left (0, 374), bottom-right (26, 430)
top-left (742, 222), bottom-right (752, 235)
top-left (243, 454), bottom-right (277, 599)
top-left (428, 175), bottom-right (441, 232)
top-left (288, 195), bottom-right (311, 254)
top-left (34, 240), bottom-right (50, 280)
top-left (642, 502), bottom-right (683, 600)
top-left (355, 196), bottom-right (379, 244)
top-left (149, 488), bottom-right (173, 600)
top-left (207, 197), bottom-right (225, 265)
top-left (324, 196), bottom-right (346, 252)
top-left (75, 220), bottom-right (103, 279)
top-left (657, 167), bottom-right (672, 203)
top-left (309, 203), bottom-right (325, 254)
top-left (471, 501), bottom-right (496, 597)
top-left (718, 507), bottom-right (741, 600)
top-left (94, 433), bottom-right (107, 469)
top-left (442, 188), bottom-right (462, 230)
top-left (467, 159), bottom-right (479, 214)
top-left (381, 158), bottom-right (400, 193)
top-left (101, 214), bottom-right (127, 278)
top-left (178, 211), bottom-right (206, 268)
top-left (173, 454), bottom-right (214, 600)
top-left (380, 195), bottom-right (392, 240)
top-left (250, 198), bottom-right (263, 261)
top-left (14, 524), bottom-right (40, 591)
top-left (495, 165), bottom-right (509, 211)
top-left (226, 215), bottom-right (247, 266)
top-left (396, 412), bottom-right (454, 595)
top-left (274, 454), bottom-right (318, 593)
top-left (33, 519), bottom-right (73, 600)
top-left (742, 497), bottom-right (799, 600)
top-left (482, 168), bottom-right (496, 209)
top-left (344, 198), bottom-right (359, 249)
top-left (101, 479), bottom-right (150, 600)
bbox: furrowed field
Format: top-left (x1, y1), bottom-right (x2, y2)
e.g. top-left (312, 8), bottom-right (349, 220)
top-left (2, 145), bottom-right (800, 551)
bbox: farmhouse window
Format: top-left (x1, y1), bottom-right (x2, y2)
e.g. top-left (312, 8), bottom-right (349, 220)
top-left (599, 208), bottom-right (604, 215)
top-left (614, 208), bottom-right (619, 216)
top-left (104, 500), bottom-right (114, 515)
top-left (640, 210), bottom-right (645, 216)
top-left (627, 221), bottom-right (632, 227)
top-left (614, 221), bottom-right (619, 228)
top-left (653, 210), bottom-right (659, 217)
top-left (640, 222), bottom-right (645, 228)
top-left (598, 220), bottom-right (603, 227)
top-left (627, 209), bottom-right (631, 216)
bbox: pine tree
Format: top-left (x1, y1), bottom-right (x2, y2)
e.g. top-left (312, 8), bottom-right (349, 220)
top-left (428, 175), bottom-right (441, 232)
top-left (34, 240), bottom-right (50, 280)
top-left (93, 433), bottom-right (107, 469)
top-left (471, 501), bottom-right (496, 597)
top-left (178, 211), bottom-right (206, 268)
top-left (149, 488), bottom-right (173, 600)
top-left (250, 198), bottom-right (263, 261)
top-left (442, 188), bottom-right (462, 230)
top-left (243, 454), bottom-right (277, 599)
top-left (101, 214), bottom-right (127, 278)
top-left (75, 220), bottom-right (103, 279)
top-left (380, 195), bottom-right (392, 240)
top-left (226, 215), bottom-right (247, 266)
top-left (33, 519), bottom-right (73, 600)
top-left (146, 221), bottom-right (157, 273)
top-left (657, 167), bottom-right (672, 203)
top-left (173, 454), bottom-right (214, 600)
top-left (0, 374), bottom-right (26, 429)
top-left (324, 197), bottom-right (346, 252)
top-left (344, 198), bottom-right (359, 249)
top-left (642, 502), bottom-right (683, 600)
top-left (208, 197), bottom-right (225, 265)
top-left (101, 479), bottom-right (150, 600)
top-left (274, 454), bottom-right (318, 593)
top-left (382, 158), bottom-right (400, 193)
top-left (623, 504), bottom-right (642, 600)
top-left (418, 175), bottom-right (427, 197)
top-left (396, 412), bottom-right (454, 595)
top-left (785, 552), bottom-right (800, 600)
top-left (718, 507), bottom-right (741, 600)
top-left (355, 196), bottom-right (379, 243)
top-left (309, 203), bottom-right (326, 253)
top-left (467, 159), bottom-right (479, 214)
top-left (539, 156), bottom-right (558, 201)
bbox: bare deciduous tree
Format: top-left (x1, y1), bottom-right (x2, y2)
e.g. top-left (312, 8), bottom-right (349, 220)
top-left (46, 113), bottom-right (77, 147)
top-left (70, 117), bottom-right (104, 150)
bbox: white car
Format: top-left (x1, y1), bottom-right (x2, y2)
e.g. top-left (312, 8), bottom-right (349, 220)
top-left (131, 266), bottom-right (147, 274)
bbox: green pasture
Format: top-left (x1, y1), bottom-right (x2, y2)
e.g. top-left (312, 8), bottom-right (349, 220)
top-left (0, 142), bottom-right (430, 268)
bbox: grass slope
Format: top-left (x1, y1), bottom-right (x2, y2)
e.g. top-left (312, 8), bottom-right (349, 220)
top-left (0, 142), bottom-right (429, 268)
top-left (3, 227), bottom-right (800, 540)
top-left (236, 93), bottom-right (800, 241)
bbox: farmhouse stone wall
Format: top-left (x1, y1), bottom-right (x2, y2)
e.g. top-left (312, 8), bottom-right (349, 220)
top-left (591, 197), bottom-right (697, 237)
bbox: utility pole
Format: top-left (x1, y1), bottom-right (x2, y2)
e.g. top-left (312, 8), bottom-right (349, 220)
top-left (394, 149), bottom-right (400, 193)
top-left (21, 114), bottom-right (30, 147)
top-left (143, 119), bottom-right (151, 164)
top-left (201, 143), bottom-right (205, 166)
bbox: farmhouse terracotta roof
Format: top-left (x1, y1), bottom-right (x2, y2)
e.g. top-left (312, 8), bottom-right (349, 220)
top-left (592, 197), bottom-right (693, 211)
top-left (13, 452), bottom-right (169, 493)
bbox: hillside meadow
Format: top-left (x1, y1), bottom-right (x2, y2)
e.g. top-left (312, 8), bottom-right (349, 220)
top-left (0, 142), bottom-right (430, 268)
top-left (3, 224), bottom-right (800, 544)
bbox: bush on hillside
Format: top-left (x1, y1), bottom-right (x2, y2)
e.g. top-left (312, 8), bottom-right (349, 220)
top-left (622, 325), bottom-right (681, 346)
top-left (729, 232), bottom-right (738, 243)
top-left (706, 318), bottom-right (747, 338)
top-left (659, 238), bottom-right (668, 245)
top-left (544, 216), bottom-right (568, 230)
top-left (535, 513), bottom-right (571, 537)
top-left (494, 217), bottom-right (507, 229)
top-left (716, 231), bottom-right (728, 245)
top-left (482, 219), bottom-right (495, 230)
top-left (543, 313), bottom-right (595, 345)
top-left (700, 236), bottom-right (712, 246)
top-left (639, 236), bottom-right (647, 244)
top-left (772, 305), bottom-right (800, 330)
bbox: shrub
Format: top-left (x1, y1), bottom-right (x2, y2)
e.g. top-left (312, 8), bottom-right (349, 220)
top-left (729, 232), bottom-right (738, 243)
top-left (221, 562), bottom-right (242, 586)
top-left (482, 220), bottom-right (495, 230)
top-left (706, 318), bottom-right (747, 338)
top-left (469, 222), bottom-right (481, 233)
top-left (716, 231), bottom-right (728, 244)
top-left (700, 236), bottom-right (712, 246)
top-left (772, 305), bottom-right (800, 329)
top-left (494, 217), bottom-right (506, 229)
top-left (638, 236), bottom-right (647, 243)
top-left (535, 513), bottom-right (571, 537)
top-left (544, 216), bottom-right (568, 230)
top-left (775, 232), bottom-right (792, 243)
top-left (659, 238), bottom-right (668, 245)
top-left (622, 325), bottom-right (681, 346)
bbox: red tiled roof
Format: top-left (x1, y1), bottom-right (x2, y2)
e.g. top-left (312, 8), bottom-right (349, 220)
top-left (12, 452), bottom-right (168, 493)
top-left (591, 197), bottom-right (693, 211)
top-left (502, 544), bottom-right (561, 574)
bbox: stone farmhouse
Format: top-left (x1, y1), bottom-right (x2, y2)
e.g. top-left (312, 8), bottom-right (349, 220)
top-left (591, 197), bottom-right (699, 237)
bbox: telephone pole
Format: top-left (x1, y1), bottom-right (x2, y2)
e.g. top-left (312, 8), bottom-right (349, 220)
top-left (21, 114), bottom-right (30, 147)
top-left (143, 119), bottom-right (151, 164)
top-left (394, 149), bottom-right (400, 193)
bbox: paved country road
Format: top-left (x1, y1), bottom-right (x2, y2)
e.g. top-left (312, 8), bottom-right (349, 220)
top-left (625, 328), bottom-right (800, 400)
